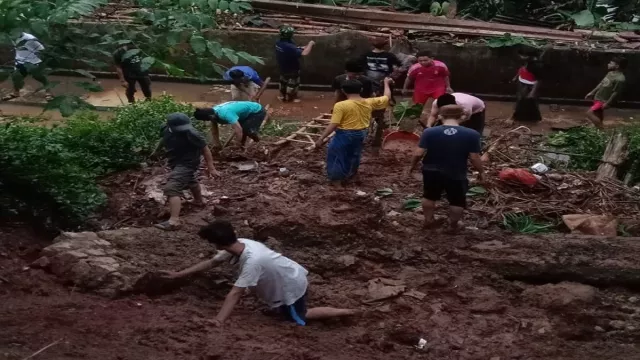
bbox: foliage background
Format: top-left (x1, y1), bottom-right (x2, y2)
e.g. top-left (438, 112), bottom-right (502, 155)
top-left (0, 97), bottom-right (193, 229)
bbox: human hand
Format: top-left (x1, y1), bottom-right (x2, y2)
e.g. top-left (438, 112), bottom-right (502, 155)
top-left (602, 102), bottom-right (610, 109)
top-left (477, 172), bottom-right (487, 184)
top-left (209, 319), bottom-right (223, 327)
top-left (446, 87), bottom-right (454, 94)
top-left (585, 92), bottom-right (594, 99)
top-left (308, 40), bottom-right (316, 46)
top-left (120, 80), bottom-right (128, 89)
top-left (384, 77), bottom-right (394, 85)
top-left (208, 168), bottom-right (221, 178)
top-left (404, 168), bottom-right (413, 179)
top-left (527, 92), bottom-right (536, 99)
top-left (313, 139), bottom-right (323, 150)
top-left (158, 270), bottom-right (181, 280)
top-left (401, 89), bottom-right (408, 97)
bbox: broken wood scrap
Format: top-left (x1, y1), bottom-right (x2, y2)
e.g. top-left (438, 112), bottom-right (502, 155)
top-left (596, 131), bottom-right (630, 181)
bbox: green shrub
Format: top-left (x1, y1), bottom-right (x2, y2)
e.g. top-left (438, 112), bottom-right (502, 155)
top-left (0, 96), bottom-right (194, 229)
top-left (547, 125), bottom-right (640, 183)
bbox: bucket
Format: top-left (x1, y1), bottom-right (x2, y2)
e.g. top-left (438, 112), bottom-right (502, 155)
top-left (381, 130), bottom-right (420, 152)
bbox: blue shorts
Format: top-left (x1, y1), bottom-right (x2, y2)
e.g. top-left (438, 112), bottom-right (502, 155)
top-left (279, 293), bottom-right (307, 326)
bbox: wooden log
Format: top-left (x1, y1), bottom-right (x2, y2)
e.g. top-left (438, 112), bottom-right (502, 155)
top-left (454, 234), bottom-right (640, 289)
top-left (596, 131), bottom-right (630, 181)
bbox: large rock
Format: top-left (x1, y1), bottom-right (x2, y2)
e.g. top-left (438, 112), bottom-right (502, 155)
top-left (33, 231), bottom-right (141, 297)
top-left (522, 282), bottom-right (597, 309)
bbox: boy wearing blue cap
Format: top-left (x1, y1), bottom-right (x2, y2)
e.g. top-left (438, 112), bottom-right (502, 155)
top-left (155, 113), bottom-right (219, 231)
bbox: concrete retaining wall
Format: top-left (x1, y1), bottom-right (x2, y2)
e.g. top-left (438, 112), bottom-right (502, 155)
top-left (2, 29), bottom-right (639, 101)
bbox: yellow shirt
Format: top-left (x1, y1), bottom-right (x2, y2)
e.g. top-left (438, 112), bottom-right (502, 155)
top-left (331, 96), bottom-right (389, 130)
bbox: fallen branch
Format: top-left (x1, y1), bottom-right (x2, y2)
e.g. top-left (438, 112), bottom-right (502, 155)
top-left (22, 339), bottom-right (63, 360)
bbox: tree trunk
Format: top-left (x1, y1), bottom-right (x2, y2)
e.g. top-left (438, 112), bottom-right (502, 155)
top-left (454, 234), bottom-right (640, 289)
top-left (596, 131), bottom-right (629, 181)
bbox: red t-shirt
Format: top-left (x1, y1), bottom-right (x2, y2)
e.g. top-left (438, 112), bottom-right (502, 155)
top-left (408, 60), bottom-right (449, 95)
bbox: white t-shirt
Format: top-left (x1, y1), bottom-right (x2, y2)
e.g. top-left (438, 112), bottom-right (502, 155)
top-left (14, 33), bottom-right (44, 65)
top-left (213, 239), bottom-right (308, 308)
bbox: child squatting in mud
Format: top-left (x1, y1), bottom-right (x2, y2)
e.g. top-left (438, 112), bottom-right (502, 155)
top-left (159, 220), bottom-right (359, 326)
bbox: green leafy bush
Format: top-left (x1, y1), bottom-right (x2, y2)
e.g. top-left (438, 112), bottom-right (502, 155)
top-left (0, 96), bottom-right (193, 228)
top-left (547, 126), bottom-right (607, 171)
top-left (547, 125), bottom-right (640, 184)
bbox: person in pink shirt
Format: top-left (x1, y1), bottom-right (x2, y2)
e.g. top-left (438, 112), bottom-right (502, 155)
top-left (402, 51), bottom-right (452, 105)
top-left (423, 93), bottom-right (485, 135)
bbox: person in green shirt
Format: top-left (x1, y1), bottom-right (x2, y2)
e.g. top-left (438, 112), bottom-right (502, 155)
top-left (585, 57), bottom-right (627, 129)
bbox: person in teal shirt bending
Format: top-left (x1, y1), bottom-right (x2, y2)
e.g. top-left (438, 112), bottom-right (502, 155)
top-left (194, 101), bottom-right (267, 148)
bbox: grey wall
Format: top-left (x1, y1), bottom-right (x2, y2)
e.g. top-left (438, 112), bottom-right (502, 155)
top-left (2, 29), bottom-right (639, 101)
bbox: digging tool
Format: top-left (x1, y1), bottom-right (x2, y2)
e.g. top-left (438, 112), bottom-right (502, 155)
top-left (221, 78), bottom-right (271, 148)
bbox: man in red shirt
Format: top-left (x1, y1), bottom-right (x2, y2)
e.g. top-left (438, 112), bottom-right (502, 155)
top-left (402, 51), bottom-right (452, 105)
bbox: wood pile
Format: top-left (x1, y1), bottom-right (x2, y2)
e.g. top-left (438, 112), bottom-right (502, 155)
top-left (251, 0), bottom-right (591, 42)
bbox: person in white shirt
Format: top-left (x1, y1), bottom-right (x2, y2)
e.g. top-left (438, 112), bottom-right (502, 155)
top-left (160, 220), bottom-right (358, 326)
top-left (3, 33), bottom-right (52, 101)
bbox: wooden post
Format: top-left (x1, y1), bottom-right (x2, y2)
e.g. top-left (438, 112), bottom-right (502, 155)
top-left (596, 131), bottom-right (629, 181)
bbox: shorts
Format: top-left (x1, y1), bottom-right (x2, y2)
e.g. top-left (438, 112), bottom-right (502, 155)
top-left (590, 100), bottom-right (605, 113)
top-left (423, 169), bottom-right (468, 208)
top-left (413, 88), bottom-right (447, 105)
top-left (279, 293), bottom-right (307, 325)
top-left (240, 109), bottom-right (267, 136)
top-left (163, 165), bottom-right (198, 197)
top-left (279, 72), bottom-right (300, 99)
top-left (463, 110), bottom-right (485, 135)
top-left (231, 82), bottom-right (260, 101)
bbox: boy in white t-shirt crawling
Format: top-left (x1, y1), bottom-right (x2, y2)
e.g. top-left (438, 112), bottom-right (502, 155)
top-left (160, 220), bottom-right (358, 326)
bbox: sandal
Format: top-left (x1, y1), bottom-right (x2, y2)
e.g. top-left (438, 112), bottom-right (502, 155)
top-left (154, 221), bottom-right (182, 231)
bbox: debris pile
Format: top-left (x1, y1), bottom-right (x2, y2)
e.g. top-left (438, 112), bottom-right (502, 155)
top-left (471, 128), bottom-right (640, 227)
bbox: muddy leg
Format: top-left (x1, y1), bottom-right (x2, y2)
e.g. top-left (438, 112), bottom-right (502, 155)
top-left (189, 184), bottom-right (204, 206)
top-left (447, 205), bottom-right (464, 232)
top-left (306, 307), bottom-right (359, 320)
top-left (422, 199), bottom-right (437, 228)
top-left (167, 196), bottom-right (182, 225)
top-left (586, 110), bottom-right (604, 129)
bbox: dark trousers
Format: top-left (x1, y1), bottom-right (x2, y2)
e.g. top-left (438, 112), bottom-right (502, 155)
top-left (125, 76), bottom-right (152, 103)
top-left (12, 63), bottom-right (48, 91)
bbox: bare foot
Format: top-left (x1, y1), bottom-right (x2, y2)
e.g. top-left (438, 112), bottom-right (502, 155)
top-left (444, 222), bottom-right (461, 234)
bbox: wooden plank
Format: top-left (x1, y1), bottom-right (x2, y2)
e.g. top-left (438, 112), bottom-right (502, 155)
top-left (297, 131), bottom-right (322, 136)
top-left (304, 15), bottom-right (581, 41)
top-left (251, 0), bottom-right (585, 40)
top-left (287, 138), bottom-right (316, 144)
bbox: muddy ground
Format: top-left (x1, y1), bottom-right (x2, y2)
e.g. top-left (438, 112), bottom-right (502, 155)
top-left (2, 104), bottom-right (640, 360)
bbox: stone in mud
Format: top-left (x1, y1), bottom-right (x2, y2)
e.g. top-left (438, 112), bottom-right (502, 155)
top-left (469, 286), bottom-right (507, 314)
top-left (522, 282), bottom-right (596, 309)
top-left (296, 174), bottom-right (320, 185)
top-left (609, 320), bottom-right (626, 330)
top-left (33, 230), bottom-right (147, 297)
top-left (365, 278), bottom-right (406, 302)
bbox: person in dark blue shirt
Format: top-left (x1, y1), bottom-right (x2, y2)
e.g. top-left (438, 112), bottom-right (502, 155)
top-left (275, 26), bottom-right (315, 102)
top-left (406, 104), bottom-right (485, 232)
